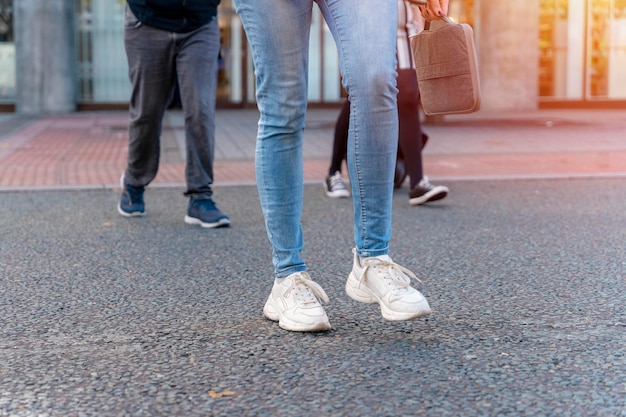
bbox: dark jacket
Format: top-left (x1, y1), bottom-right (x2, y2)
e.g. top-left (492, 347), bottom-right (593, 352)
top-left (127, 0), bottom-right (220, 33)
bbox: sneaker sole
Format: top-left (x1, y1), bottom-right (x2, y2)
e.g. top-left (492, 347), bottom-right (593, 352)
top-left (184, 215), bottom-right (231, 228)
top-left (117, 203), bottom-right (145, 217)
top-left (345, 272), bottom-right (432, 321)
top-left (409, 188), bottom-right (448, 206)
top-left (325, 191), bottom-right (350, 198)
top-left (323, 183), bottom-right (350, 198)
top-left (263, 299), bottom-right (331, 332)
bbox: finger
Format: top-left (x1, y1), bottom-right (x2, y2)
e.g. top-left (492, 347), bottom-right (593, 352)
top-left (426, 0), bottom-right (448, 20)
top-left (439, 0), bottom-right (449, 16)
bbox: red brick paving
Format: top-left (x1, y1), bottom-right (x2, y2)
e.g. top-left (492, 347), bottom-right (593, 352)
top-left (0, 113), bottom-right (346, 188)
top-left (1, 110), bottom-right (625, 190)
top-left (424, 151), bottom-right (626, 179)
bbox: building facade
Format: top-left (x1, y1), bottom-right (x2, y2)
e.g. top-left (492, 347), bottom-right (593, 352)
top-left (0, 0), bottom-right (625, 113)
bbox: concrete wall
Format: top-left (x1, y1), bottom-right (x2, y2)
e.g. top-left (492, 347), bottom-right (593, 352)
top-left (475, 0), bottom-right (540, 111)
top-left (14, 0), bottom-right (75, 114)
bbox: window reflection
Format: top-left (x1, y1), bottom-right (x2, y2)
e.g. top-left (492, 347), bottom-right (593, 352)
top-left (0, 0), bottom-right (14, 101)
top-left (539, 0), bottom-right (626, 101)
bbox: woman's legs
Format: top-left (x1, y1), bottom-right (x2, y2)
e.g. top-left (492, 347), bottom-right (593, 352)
top-left (397, 70), bottom-right (424, 190)
top-left (235, 0), bottom-right (432, 329)
top-left (317, 0), bottom-right (398, 258)
top-left (234, 0), bottom-right (313, 278)
top-left (329, 99), bottom-right (350, 175)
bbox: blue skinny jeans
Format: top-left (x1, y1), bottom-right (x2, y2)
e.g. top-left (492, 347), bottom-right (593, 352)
top-left (234, 0), bottom-right (399, 277)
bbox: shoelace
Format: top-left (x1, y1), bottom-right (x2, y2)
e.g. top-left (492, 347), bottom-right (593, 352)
top-left (329, 175), bottom-right (347, 191)
top-left (359, 258), bottom-right (422, 291)
top-left (196, 199), bottom-right (218, 213)
top-left (286, 272), bottom-right (330, 305)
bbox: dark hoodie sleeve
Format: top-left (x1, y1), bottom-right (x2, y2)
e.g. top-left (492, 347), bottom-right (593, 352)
top-left (127, 0), bottom-right (221, 33)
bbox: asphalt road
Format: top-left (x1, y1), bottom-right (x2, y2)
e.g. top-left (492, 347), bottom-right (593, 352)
top-left (1, 178), bottom-right (624, 416)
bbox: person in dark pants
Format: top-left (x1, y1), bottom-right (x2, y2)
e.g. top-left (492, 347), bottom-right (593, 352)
top-left (395, 0), bottom-right (448, 206)
top-left (325, 0), bottom-right (448, 206)
top-left (323, 99), bottom-right (351, 198)
top-left (118, 0), bottom-right (230, 228)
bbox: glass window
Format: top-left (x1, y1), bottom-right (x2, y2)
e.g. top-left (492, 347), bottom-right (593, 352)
top-left (0, 0), bottom-right (15, 102)
top-left (595, 0), bottom-right (626, 98)
top-left (217, 1), bottom-right (245, 104)
top-left (308, 5), bottom-right (341, 102)
top-left (76, 0), bottom-right (129, 103)
top-left (539, 0), bottom-right (626, 101)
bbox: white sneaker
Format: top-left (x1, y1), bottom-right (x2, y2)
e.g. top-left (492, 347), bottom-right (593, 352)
top-left (263, 272), bottom-right (331, 332)
top-left (345, 249), bottom-right (432, 321)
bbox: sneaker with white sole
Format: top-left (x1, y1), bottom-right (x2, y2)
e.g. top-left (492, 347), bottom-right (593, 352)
top-left (323, 171), bottom-right (350, 198)
top-left (409, 176), bottom-right (448, 206)
top-left (345, 249), bottom-right (431, 321)
top-left (117, 175), bottom-right (145, 217)
top-left (263, 271), bottom-right (331, 332)
top-left (184, 198), bottom-right (231, 228)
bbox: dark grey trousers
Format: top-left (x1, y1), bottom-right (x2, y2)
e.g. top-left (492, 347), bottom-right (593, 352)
top-left (123, 6), bottom-right (220, 199)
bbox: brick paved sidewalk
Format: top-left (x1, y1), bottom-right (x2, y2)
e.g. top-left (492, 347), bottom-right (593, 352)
top-left (1, 108), bottom-right (625, 190)
top-left (0, 110), bottom-right (333, 189)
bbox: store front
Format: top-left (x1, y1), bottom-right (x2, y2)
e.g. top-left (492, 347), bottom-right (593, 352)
top-left (3, 1), bottom-right (626, 111)
top-left (539, 0), bottom-right (626, 107)
top-left (0, 0), bottom-right (14, 110)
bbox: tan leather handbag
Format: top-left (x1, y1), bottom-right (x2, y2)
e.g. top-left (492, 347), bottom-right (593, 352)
top-left (409, 16), bottom-right (481, 115)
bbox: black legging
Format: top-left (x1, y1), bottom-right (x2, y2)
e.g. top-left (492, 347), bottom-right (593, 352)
top-left (328, 100), bottom-right (350, 175)
top-left (329, 91), bottom-right (425, 190)
top-left (397, 73), bottom-right (424, 189)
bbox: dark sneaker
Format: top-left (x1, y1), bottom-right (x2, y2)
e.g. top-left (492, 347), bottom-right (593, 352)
top-left (118, 175), bottom-right (145, 217)
top-left (184, 198), bottom-right (231, 228)
top-left (409, 176), bottom-right (449, 206)
top-left (323, 171), bottom-right (350, 198)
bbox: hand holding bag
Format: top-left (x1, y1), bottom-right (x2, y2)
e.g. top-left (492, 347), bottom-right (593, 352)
top-left (409, 16), bottom-right (481, 115)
